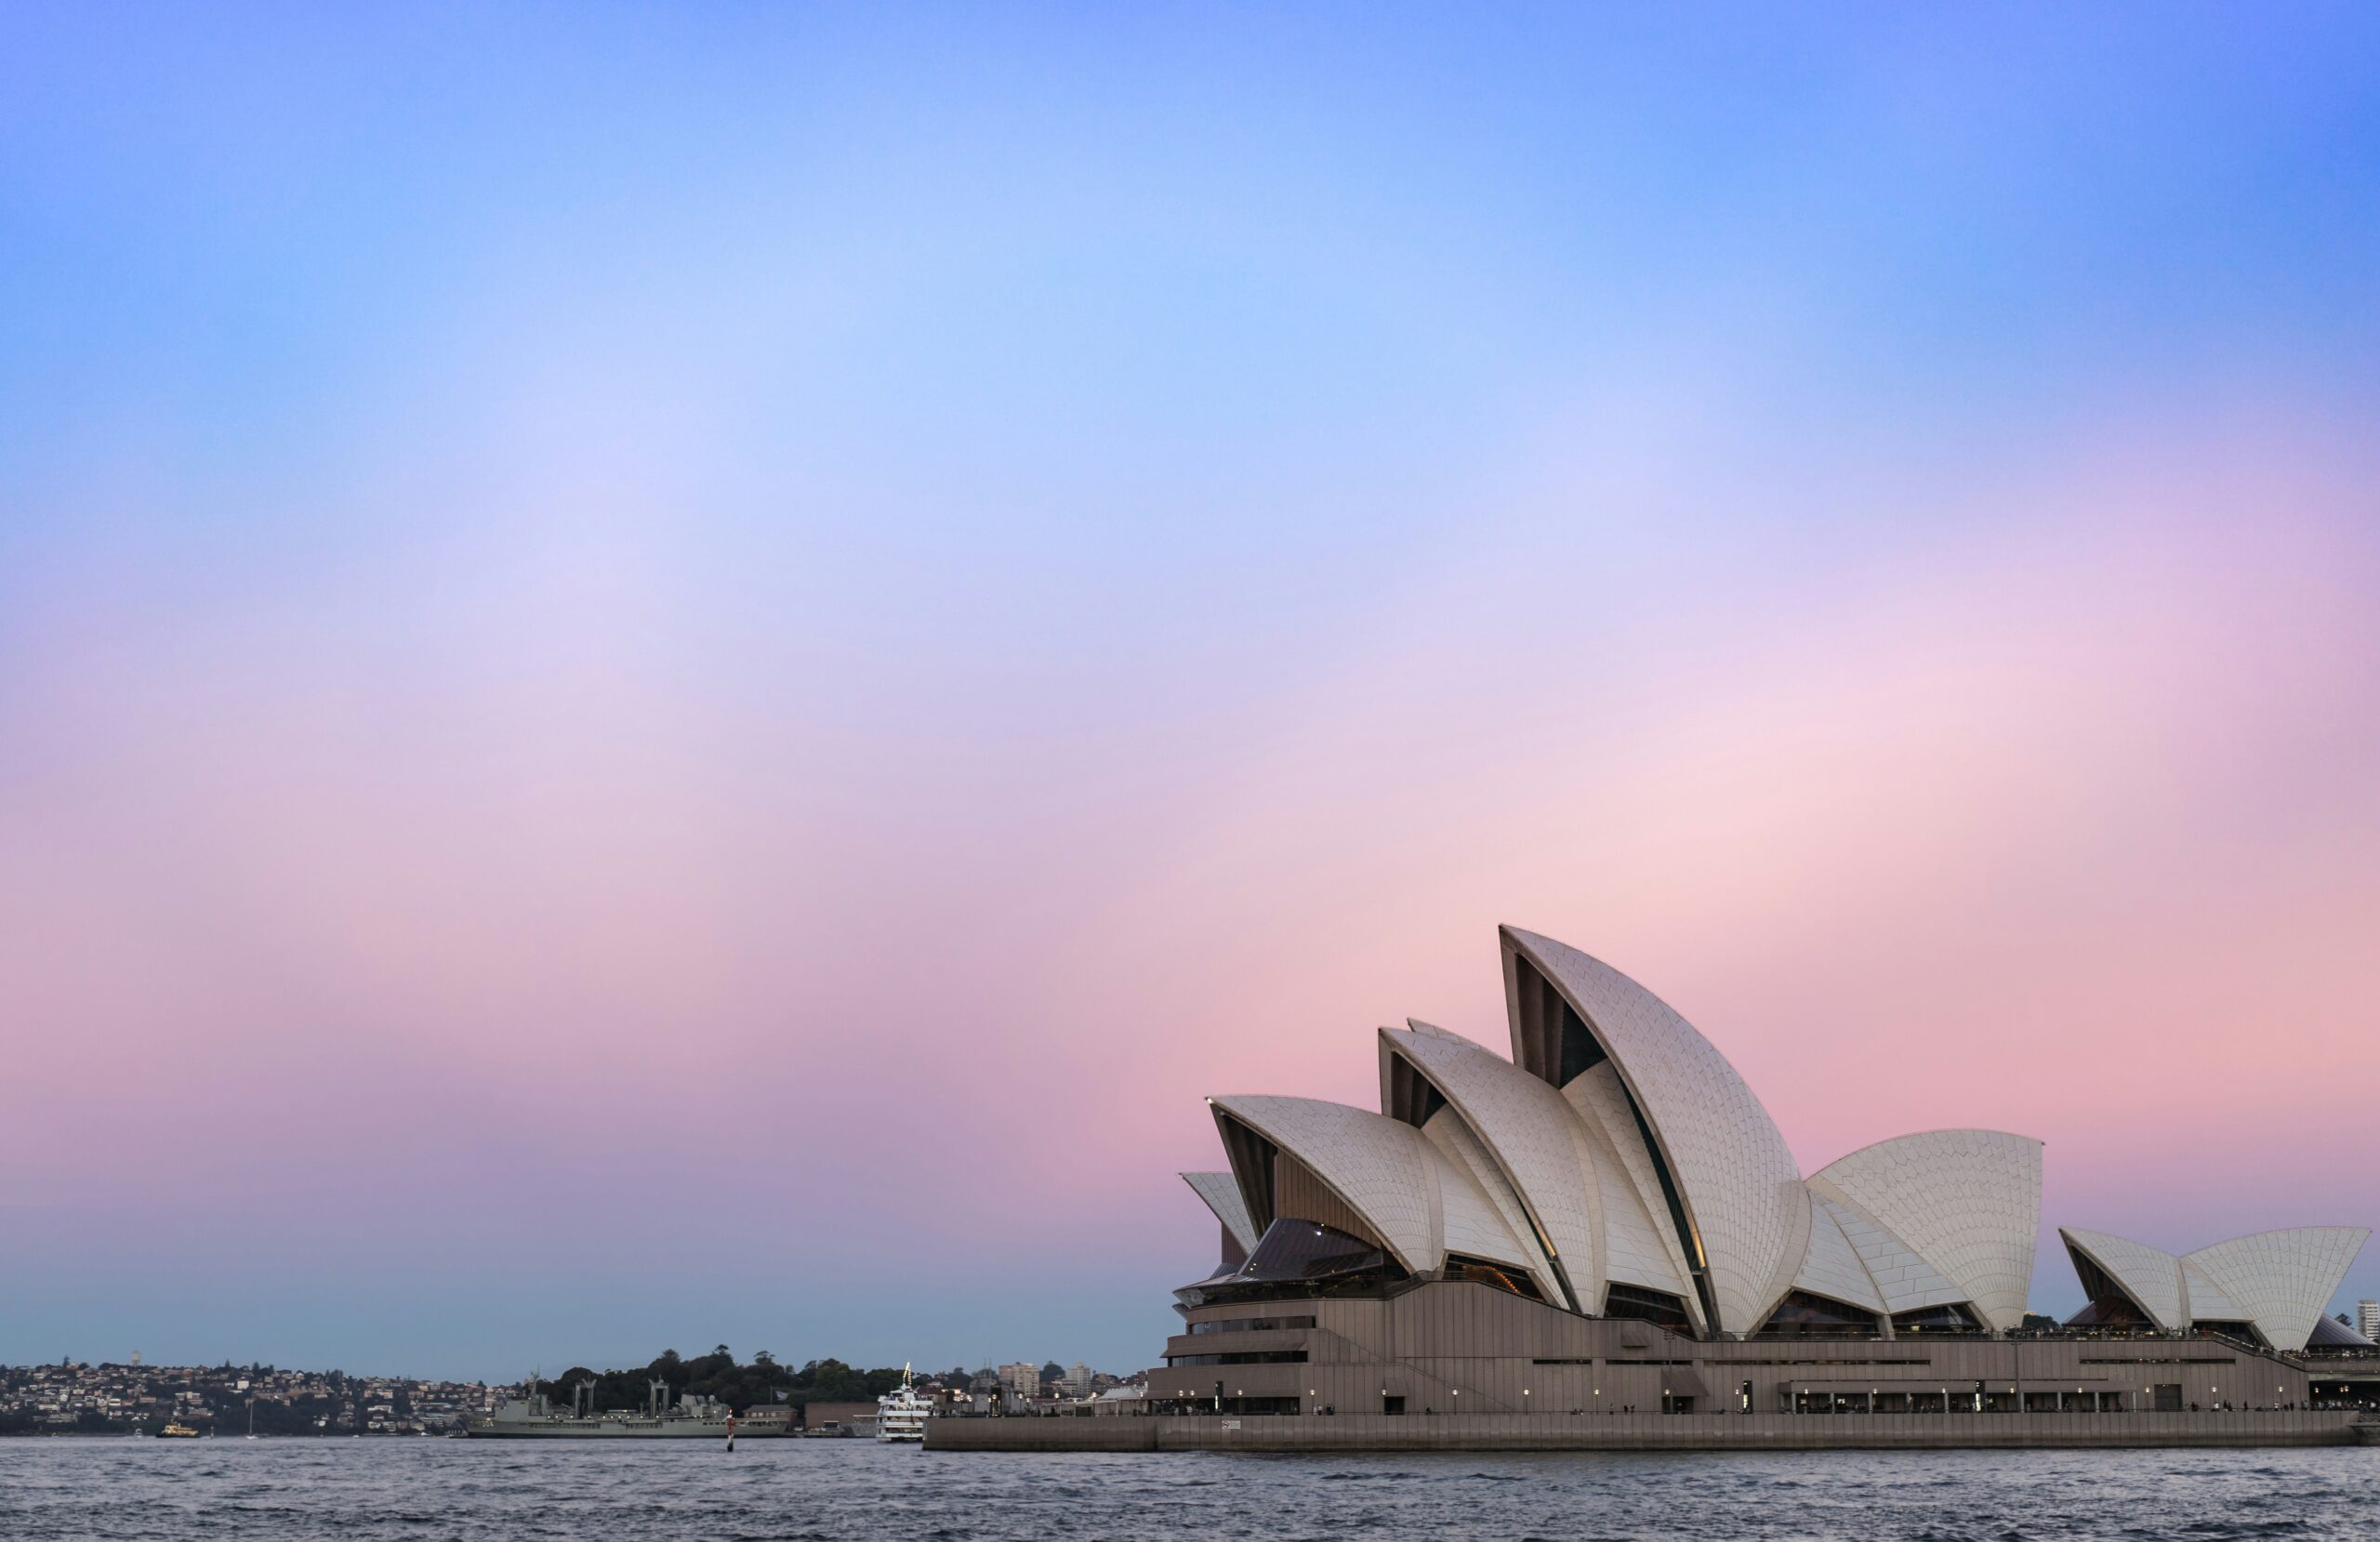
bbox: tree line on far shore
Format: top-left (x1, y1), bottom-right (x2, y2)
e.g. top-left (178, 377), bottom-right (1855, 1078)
top-left (539, 1347), bottom-right (909, 1414)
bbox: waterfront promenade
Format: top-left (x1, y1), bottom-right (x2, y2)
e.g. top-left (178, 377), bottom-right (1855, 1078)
top-left (928, 1408), bottom-right (2372, 1452)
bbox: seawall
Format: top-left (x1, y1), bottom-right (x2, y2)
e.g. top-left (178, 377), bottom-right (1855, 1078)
top-left (925, 1410), bottom-right (2369, 1453)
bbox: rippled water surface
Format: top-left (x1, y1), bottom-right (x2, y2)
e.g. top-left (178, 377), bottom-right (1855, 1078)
top-left (2, 1439), bottom-right (2374, 1540)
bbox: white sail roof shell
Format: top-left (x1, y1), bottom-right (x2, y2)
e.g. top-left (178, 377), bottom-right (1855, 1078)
top-left (1806, 1130), bottom-right (2043, 1332)
top-left (1792, 1195), bottom-right (1885, 1313)
top-left (1182, 927), bottom-right (2364, 1353)
top-left (1435, 1149), bottom-right (1546, 1276)
top-left (1210, 1094), bottom-right (1535, 1277)
top-left (2183, 1227), bottom-right (2371, 1352)
top-left (1417, 1105), bottom-right (1562, 1302)
top-left (1383, 1025), bottom-right (1608, 1312)
top-left (2178, 1257), bottom-right (2246, 1323)
top-left (1181, 1171), bottom-right (1260, 1255)
top-left (1504, 928), bottom-right (1808, 1336)
top-left (1560, 1061), bottom-right (1702, 1318)
top-left (1815, 1193), bottom-right (1968, 1314)
top-left (2061, 1228), bottom-right (2186, 1331)
top-left (2061, 1225), bottom-right (2370, 1351)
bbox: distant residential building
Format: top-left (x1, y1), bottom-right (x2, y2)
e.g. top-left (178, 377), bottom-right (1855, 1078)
top-left (1063, 1363), bottom-right (1092, 1398)
top-left (998, 1363), bottom-right (1039, 1403)
top-left (2360, 1300), bottom-right (2378, 1341)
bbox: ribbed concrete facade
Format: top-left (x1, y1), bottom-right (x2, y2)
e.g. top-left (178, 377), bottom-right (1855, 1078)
top-left (1140, 1279), bottom-right (2369, 1417)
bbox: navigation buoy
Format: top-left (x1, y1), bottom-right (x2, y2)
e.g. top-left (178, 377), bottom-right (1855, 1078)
top-left (725, 1413), bottom-right (736, 1452)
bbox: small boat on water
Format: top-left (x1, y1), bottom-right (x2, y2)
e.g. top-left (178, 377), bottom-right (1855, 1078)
top-left (876, 1364), bottom-right (929, 1443)
top-left (157, 1422), bottom-right (201, 1439)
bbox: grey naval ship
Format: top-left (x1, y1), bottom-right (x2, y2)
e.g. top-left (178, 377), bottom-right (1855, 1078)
top-left (460, 1377), bottom-right (775, 1439)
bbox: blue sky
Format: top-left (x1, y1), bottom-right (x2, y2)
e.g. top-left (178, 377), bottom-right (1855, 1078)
top-left (5, 3), bottom-right (2379, 1377)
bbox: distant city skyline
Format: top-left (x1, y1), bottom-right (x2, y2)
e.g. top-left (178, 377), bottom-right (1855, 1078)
top-left (6, 3), bottom-right (2380, 1379)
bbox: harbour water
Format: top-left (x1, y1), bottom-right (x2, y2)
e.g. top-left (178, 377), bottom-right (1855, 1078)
top-left (0, 1438), bottom-right (2373, 1539)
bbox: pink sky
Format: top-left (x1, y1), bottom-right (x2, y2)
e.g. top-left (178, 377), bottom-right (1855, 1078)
top-left (6, 402), bottom-right (2376, 1375)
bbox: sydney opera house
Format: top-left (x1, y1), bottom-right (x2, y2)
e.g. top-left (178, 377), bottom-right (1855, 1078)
top-left (941, 927), bottom-right (2378, 1449)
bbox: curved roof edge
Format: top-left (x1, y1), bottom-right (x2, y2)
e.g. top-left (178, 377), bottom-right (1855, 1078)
top-left (1181, 1170), bottom-right (1259, 1255)
top-left (1558, 1061), bottom-right (1705, 1329)
top-left (1210, 1094), bottom-right (1435, 1271)
top-left (1812, 1127), bottom-right (2044, 1174)
top-left (1210, 1092), bottom-right (1537, 1280)
top-left (2059, 1228), bottom-right (2183, 1332)
top-left (1808, 1191), bottom-right (1968, 1315)
top-left (2184, 1226), bottom-right (2372, 1352)
top-left (1500, 925), bottom-right (1806, 1338)
top-left (2058, 1224), bottom-right (2372, 1350)
top-left (1807, 1128), bottom-right (2043, 1333)
top-left (1790, 1194), bottom-right (1885, 1314)
top-left (2182, 1224), bottom-right (2373, 1260)
top-left (2180, 1257), bottom-right (2246, 1322)
top-left (1379, 1023), bottom-right (1604, 1313)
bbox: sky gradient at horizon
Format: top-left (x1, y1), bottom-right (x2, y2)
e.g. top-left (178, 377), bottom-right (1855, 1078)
top-left (5, 3), bottom-right (2380, 1378)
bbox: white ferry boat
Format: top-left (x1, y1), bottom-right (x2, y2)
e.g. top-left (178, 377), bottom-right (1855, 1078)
top-left (876, 1364), bottom-right (929, 1443)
